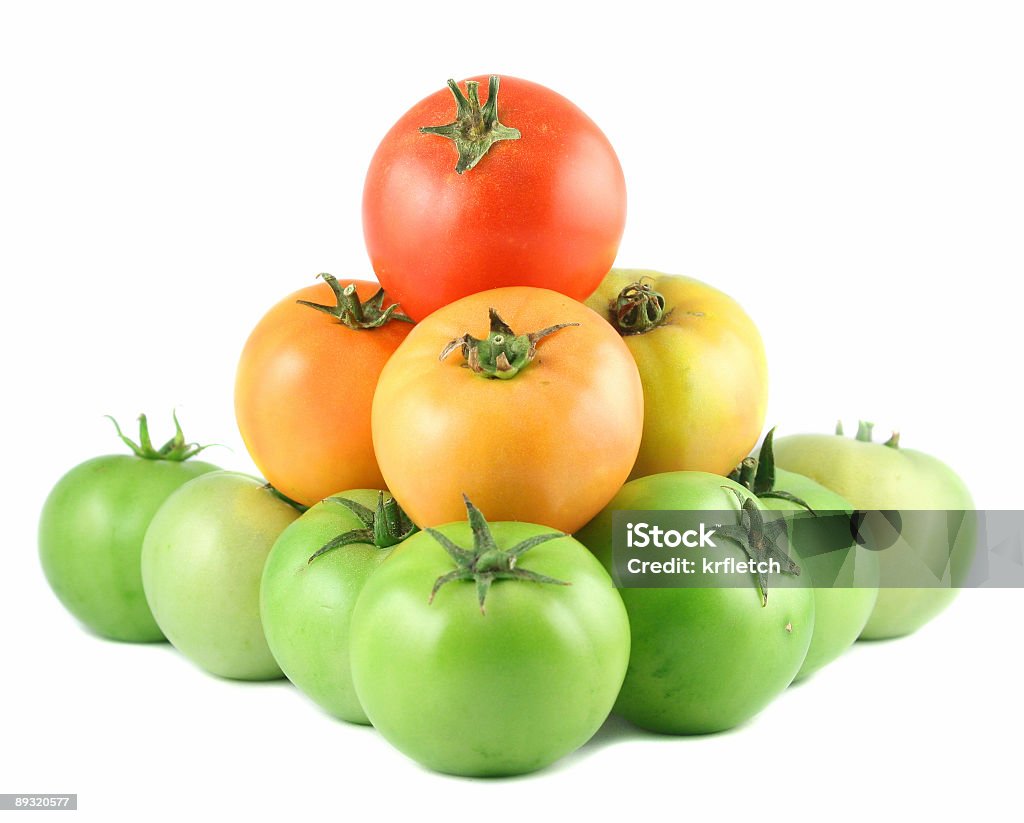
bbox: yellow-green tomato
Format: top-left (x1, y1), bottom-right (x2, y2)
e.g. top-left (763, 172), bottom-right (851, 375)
top-left (576, 472), bottom-right (813, 734)
top-left (585, 269), bottom-right (768, 478)
top-left (141, 471), bottom-right (300, 680)
top-left (260, 491), bottom-right (409, 724)
top-left (772, 426), bottom-right (975, 640)
top-left (349, 511), bottom-right (630, 777)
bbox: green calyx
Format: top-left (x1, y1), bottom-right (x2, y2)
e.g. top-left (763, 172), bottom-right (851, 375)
top-left (728, 427), bottom-right (815, 513)
top-left (716, 488), bottom-right (801, 607)
top-left (107, 411), bottom-right (211, 461)
top-left (420, 75), bottom-right (521, 174)
top-left (425, 495), bottom-right (569, 614)
top-left (439, 308), bottom-right (578, 379)
top-left (297, 273), bottom-right (413, 330)
top-left (308, 493), bottom-right (418, 564)
top-left (609, 280), bottom-right (671, 335)
top-left (856, 420), bottom-right (874, 442)
top-left (838, 419), bottom-right (900, 449)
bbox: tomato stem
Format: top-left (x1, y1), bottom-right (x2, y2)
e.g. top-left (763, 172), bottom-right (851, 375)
top-left (734, 457), bottom-right (758, 489)
top-left (262, 484), bottom-right (310, 512)
top-left (884, 431), bottom-right (901, 449)
top-left (608, 280), bottom-right (671, 335)
top-left (439, 309), bottom-right (578, 379)
top-left (107, 411), bottom-right (213, 462)
top-left (297, 273), bottom-right (414, 330)
top-left (420, 76), bottom-right (521, 174)
top-left (728, 427), bottom-right (816, 513)
top-left (307, 493), bottom-right (418, 564)
top-left (425, 495), bottom-right (568, 614)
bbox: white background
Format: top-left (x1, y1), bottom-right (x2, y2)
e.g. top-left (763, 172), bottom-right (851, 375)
top-left (2, 1), bottom-right (1021, 820)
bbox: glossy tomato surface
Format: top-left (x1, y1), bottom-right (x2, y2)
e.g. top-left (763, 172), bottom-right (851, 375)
top-left (261, 490), bottom-right (399, 723)
top-left (141, 471), bottom-right (300, 680)
top-left (585, 269), bottom-right (768, 478)
top-left (371, 287), bottom-right (644, 533)
top-left (39, 453), bottom-right (218, 642)
top-left (363, 75), bottom-right (626, 320)
top-left (349, 521), bottom-right (630, 776)
top-left (576, 472), bottom-right (814, 734)
top-left (757, 468), bottom-right (879, 679)
top-left (235, 279), bottom-right (411, 506)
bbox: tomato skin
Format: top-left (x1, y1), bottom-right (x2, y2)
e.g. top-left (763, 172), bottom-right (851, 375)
top-left (363, 75), bottom-right (627, 321)
top-left (371, 287), bottom-right (644, 533)
top-left (260, 490), bottom-right (395, 724)
top-left (758, 469), bottom-right (879, 680)
top-left (349, 522), bottom-right (630, 777)
top-left (585, 269), bottom-right (768, 478)
top-left (141, 471), bottom-right (300, 680)
top-left (39, 454), bottom-right (218, 642)
top-left (235, 280), bottom-right (412, 507)
top-left (772, 432), bottom-right (975, 640)
top-left (576, 472), bottom-right (814, 734)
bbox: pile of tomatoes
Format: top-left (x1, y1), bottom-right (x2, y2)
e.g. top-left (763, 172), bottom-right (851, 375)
top-left (38, 75), bottom-right (975, 778)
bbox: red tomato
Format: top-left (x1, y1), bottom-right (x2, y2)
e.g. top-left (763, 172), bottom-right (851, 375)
top-left (363, 75), bottom-right (627, 320)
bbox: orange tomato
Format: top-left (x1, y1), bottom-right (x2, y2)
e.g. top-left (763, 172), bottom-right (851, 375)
top-left (235, 277), bottom-right (413, 506)
top-left (372, 287), bottom-right (644, 533)
top-left (585, 269), bottom-right (768, 478)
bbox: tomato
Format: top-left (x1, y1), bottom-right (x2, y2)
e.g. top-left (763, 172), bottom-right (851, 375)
top-left (585, 269), bottom-right (768, 478)
top-left (575, 472), bottom-right (814, 734)
top-left (235, 275), bottom-right (413, 507)
top-left (363, 75), bottom-right (626, 320)
top-left (38, 414), bottom-right (219, 642)
top-left (349, 497), bottom-right (630, 776)
top-left (731, 429), bottom-right (879, 680)
top-left (772, 422), bottom-right (975, 640)
top-left (371, 286), bottom-right (644, 533)
top-left (260, 490), bottom-right (417, 723)
top-left (141, 471), bottom-right (301, 680)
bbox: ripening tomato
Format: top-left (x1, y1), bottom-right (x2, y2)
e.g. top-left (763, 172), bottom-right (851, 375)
top-left (141, 471), bottom-right (301, 681)
top-left (363, 75), bottom-right (627, 320)
top-left (585, 269), bottom-right (768, 478)
top-left (371, 287), bottom-right (644, 533)
top-left (235, 275), bottom-right (413, 507)
top-left (772, 422), bottom-right (975, 640)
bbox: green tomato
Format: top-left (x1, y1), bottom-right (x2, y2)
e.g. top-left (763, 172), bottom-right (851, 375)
top-left (773, 425), bottom-right (975, 640)
top-left (575, 472), bottom-right (814, 734)
top-left (349, 501), bottom-right (630, 777)
top-left (757, 469), bottom-right (879, 679)
top-left (38, 415), bottom-right (219, 642)
top-left (141, 471), bottom-right (300, 680)
top-left (261, 490), bottom-right (415, 724)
